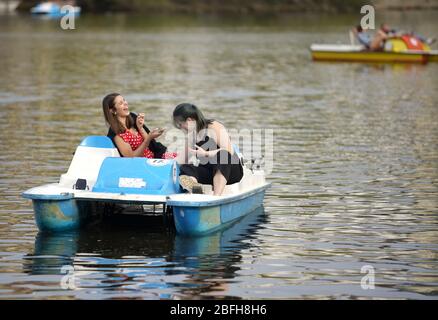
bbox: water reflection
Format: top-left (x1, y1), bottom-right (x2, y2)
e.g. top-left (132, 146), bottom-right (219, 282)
top-left (22, 207), bottom-right (267, 299)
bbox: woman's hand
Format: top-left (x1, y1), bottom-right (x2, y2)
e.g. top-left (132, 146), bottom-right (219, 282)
top-left (149, 128), bottom-right (164, 139)
top-left (136, 113), bottom-right (145, 129)
top-left (189, 145), bottom-right (207, 158)
top-left (189, 145), bottom-right (221, 158)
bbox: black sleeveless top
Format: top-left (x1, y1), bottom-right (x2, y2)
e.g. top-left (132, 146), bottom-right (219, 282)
top-left (196, 135), bottom-right (218, 151)
top-left (195, 134), bottom-right (241, 165)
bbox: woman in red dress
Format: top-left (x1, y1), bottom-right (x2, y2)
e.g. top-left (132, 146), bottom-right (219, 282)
top-left (102, 93), bottom-right (176, 159)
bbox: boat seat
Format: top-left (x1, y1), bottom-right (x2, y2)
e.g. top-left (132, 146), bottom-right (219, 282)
top-left (78, 135), bottom-right (118, 149)
top-left (59, 136), bottom-right (120, 190)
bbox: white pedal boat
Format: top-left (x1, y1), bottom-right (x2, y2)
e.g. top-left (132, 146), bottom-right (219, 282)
top-left (22, 136), bottom-right (270, 236)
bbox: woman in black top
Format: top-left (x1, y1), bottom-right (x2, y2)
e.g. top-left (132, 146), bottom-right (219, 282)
top-left (173, 103), bottom-right (243, 196)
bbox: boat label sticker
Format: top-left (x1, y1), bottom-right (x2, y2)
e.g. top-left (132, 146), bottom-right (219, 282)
top-left (118, 177), bottom-right (146, 188)
top-left (147, 159), bottom-right (169, 166)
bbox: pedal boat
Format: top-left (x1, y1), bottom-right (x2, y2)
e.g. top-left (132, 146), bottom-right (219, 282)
top-left (22, 136), bottom-right (270, 236)
top-left (310, 41), bottom-right (438, 64)
top-left (30, 2), bottom-right (81, 17)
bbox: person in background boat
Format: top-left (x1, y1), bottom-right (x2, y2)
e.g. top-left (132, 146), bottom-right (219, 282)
top-left (379, 23), bottom-right (399, 37)
top-left (102, 93), bottom-right (176, 159)
top-left (380, 23), bottom-right (436, 45)
top-left (173, 103), bottom-right (243, 196)
top-left (352, 25), bottom-right (388, 51)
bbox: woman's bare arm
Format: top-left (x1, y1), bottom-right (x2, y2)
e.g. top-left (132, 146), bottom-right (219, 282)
top-left (192, 121), bottom-right (233, 158)
top-left (210, 121), bottom-right (233, 154)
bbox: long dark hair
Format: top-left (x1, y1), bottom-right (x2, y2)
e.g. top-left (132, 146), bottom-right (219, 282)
top-left (102, 93), bottom-right (134, 134)
top-left (173, 103), bottom-right (213, 133)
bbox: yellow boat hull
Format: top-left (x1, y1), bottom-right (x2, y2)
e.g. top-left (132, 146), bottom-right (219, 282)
top-left (310, 44), bottom-right (438, 64)
top-left (428, 53), bottom-right (438, 62)
top-left (312, 51), bottom-right (427, 63)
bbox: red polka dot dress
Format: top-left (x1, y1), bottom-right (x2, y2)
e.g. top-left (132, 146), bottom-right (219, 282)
top-left (119, 130), bottom-right (177, 159)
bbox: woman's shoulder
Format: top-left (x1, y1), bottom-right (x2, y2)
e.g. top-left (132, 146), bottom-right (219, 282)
top-left (209, 120), bottom-right (225, 130)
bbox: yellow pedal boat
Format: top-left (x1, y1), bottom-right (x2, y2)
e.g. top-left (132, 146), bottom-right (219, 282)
top-left (311, 37), bottom-right (438, 64)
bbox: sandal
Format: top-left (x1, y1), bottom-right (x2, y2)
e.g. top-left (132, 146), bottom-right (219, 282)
top-left (179, 175), bottom-right (203, 194)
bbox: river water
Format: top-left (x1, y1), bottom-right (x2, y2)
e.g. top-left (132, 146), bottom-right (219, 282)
top-left (0, 11), bottom-right (437, 299)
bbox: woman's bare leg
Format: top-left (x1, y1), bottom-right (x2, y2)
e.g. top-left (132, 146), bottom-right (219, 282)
top-left (370, 31), bottom-right (387, 51)
top-left (213, 171), bottom-right (227, 196)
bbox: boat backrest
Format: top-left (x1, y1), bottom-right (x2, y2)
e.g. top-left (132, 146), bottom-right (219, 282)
top-left (349, 30), bottom-right (356, 45)
top-left (59, 136), bottom-right (120, 189)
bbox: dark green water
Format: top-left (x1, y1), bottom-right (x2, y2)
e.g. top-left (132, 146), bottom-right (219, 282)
top-left (0, 11), bottom-right (437, 299)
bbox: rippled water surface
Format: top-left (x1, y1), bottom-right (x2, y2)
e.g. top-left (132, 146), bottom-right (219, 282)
top-left (0, 12), bottom-right (437, 299)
